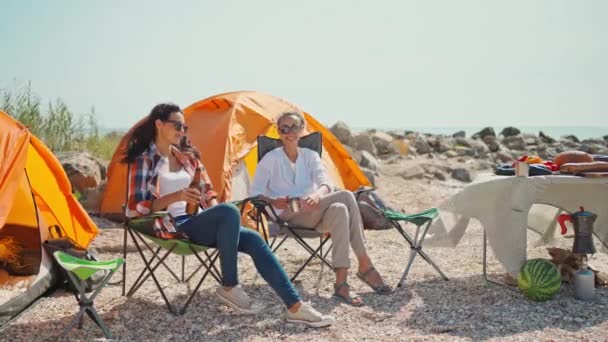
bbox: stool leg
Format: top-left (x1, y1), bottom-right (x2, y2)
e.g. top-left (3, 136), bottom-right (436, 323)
top-left (122, 224), bottom-right (128, 296)
top-left (86, 306), bottom-right (113, 339)
top-left (60, 309), bottom-right (87, 339)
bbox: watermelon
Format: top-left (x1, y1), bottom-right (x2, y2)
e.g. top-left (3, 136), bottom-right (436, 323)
top-left (517, 258), bottom-right (561, 301)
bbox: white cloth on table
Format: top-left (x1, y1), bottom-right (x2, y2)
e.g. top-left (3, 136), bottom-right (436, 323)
top-left (426, 174), bottom-right (608, 277)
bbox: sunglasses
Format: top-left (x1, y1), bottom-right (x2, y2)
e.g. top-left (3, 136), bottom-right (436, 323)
top-left (165, 119), bottom-right (188, 132)
top-left (278, 124), bottom-right (302, 134)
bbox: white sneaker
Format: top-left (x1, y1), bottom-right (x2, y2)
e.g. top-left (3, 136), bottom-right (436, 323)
top-left (215, 286), bottom-right (265, 314)
top-left (286, 302), bottom-right (335, 328)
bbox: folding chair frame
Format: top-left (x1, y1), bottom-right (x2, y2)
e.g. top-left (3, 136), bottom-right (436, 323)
top-left (390, 219), bottom-right (449, 287)
top-left (122, 221), bottom-right (222, 315)
top-left (60, 267), bottom-right (119, 339)
top-left (244, 197), bottom-right (333, 282)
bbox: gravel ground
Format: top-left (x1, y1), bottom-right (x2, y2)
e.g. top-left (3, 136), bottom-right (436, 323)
top-left (2, 169), bottom-right (608, 341)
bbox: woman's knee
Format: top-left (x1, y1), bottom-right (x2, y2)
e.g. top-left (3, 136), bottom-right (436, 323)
top-left (327, 202), bottom-right (348, 220)
top-left (238, 228), bottom-right (268, 253)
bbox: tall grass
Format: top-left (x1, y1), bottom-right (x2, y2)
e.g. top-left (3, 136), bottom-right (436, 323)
top-left (0, 82), bottom-right (122, 160)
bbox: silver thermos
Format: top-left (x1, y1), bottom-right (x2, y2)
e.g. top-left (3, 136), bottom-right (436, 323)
top-left (573, 266), bottom-right (595, 301)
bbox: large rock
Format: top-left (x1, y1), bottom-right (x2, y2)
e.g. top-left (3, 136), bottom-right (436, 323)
top-left (454, 137), bottom-right (472, 148)
top-left (414, 136), bottom-right (432, 154)
top-left (436, 137), bottom-right (455, 153)
top-left (495, 151), bottom-right (514, 163)
top-left (539, 131), bottom-right (555, 143)
top-left (502, 135), bottom-right (526, 151)
top-left (452, 130), bottom-right (466, 138)
top-left (353, 133), bottom-right (377, 156)
top-left (451, 168), bottom-right (473, 182)
top-left (330, 121), bottom-right (355, 147)
top-left (360, 151), bottom-right (381, 171)
top-left (57, 152), bottom-right (106, 194)
top-left (472, 127), bottom-right (496, 140)
top-left (399, 165), bottom-right (426, 180)
top-left (469, 139), bottom-right (490, 157)
top-left (561, 135), bottom-right (580, 143)
top-left (500, 126), bottom-right (521, 137)
top-left (371, 131), bottom-right (397, 156)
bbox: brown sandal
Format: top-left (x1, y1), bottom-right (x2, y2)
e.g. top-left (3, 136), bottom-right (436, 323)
top-left (357, 266), bottom-right (392, 294)
top-left (333, 282), bottom-right (363, 306)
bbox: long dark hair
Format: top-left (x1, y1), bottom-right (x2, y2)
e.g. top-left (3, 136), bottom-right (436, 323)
top-left (122, 103), bottom-right (182, 163)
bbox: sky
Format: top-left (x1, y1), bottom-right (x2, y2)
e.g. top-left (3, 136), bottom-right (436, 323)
top-left (1, 0), bottom-right (607, 131)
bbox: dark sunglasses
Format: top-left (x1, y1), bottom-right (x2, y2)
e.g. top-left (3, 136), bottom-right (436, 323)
top-left (278, 124), bottom-right (302, 134)
top-left (165, 119), bottom-right (188, 132)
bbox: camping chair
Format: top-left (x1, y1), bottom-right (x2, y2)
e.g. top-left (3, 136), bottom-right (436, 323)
top-left (355, 188), bottom-right (449, 287)
top-left (53, 251), bottom-right (124, 339)
top-left (121, 166), bottom-right (222, 316)
top-left (250, 132), bottom-right (333, 282)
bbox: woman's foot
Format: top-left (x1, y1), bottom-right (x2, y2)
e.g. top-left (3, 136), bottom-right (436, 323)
top-left (286, 302), bottom-right (335, 328)
top-left (215, 285), bottom-right (265, 314)
top-left (356, 266), bottom-right (392, 294)
top-left (333, 282), bottom-right (363, 306)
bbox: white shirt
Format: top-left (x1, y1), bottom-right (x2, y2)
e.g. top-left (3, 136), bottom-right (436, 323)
top-left (158, 166), bottom-right (192, 218)
top-left (250, 147), bottom-right (333, 214)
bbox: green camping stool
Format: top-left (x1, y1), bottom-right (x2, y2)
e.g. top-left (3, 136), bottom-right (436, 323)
top-left (53, 251), bottom-right (124, 340)
top-left (384, 208), bottom-right (449, 287)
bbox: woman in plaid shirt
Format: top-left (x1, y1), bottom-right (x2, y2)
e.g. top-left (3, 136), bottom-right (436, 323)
top-left (123, 103), bottom-right (334, 328)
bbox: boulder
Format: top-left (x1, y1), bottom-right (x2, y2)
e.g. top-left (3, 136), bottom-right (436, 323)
top-left (399, 165), bottom-right (425, 180)
top-left (472, 127), bottom-right (496, 140)
top-left (354, 133), bottom-right (377, 156)
top-left (445, 150), bottom-right (459, 158)
top-left (486, 139), bottom-right (500, 152)
top-left (454, 145), bottom-right (474, 157)
top-left (469, 139), bottom-right (490, 157)
top-left (414, 136), bottom-right (432, 154)
top-left (495, 151), bottom-right (514, 163)
top-left (539, 131), bottom-right (555, 144)
top-left (502, 135), bottom-right (526, 151)
top-left (80, 181), bottom-right (106, 212)
top-left (57, 151), bottom-right (106, 194)
top-left (500, 126), bottom-right (521, 137)
top-left (371, 131), bottom-right (397, 156)
top-left (436, 137), bottom-right (454, 153)
top-left (603, 135), bottom-right (608, 141)
top-left (454, 137), bottom-right (471, 148)
top-left (452, 130), bottom-right (466, 138)
top-left (451, 168), bottom-right (472, 182)
top-left (360, 151), bottom-right (381, 171)
top-left (329, 121), bottom-right (355, 147)
top-left (561, 135), bottom-right (580, 143)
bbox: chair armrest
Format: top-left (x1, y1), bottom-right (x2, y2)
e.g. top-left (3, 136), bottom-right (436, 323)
top-left (238, 196), bottom-right (288, 227)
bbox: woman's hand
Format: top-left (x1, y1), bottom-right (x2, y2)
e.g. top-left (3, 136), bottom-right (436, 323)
top-left (175, 188), bottom-right (201, 204)
top-left (301, 193), bottom-right (320, 210)
top-left (270, 196), bottom-right (289, 209)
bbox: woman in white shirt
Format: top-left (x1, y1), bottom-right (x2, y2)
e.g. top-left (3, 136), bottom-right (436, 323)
top-left (251, 112), bottom-right (391, 307)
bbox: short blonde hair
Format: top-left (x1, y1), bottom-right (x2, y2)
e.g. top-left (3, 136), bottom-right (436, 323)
top-left (277, 111), bottom-right (305, 128)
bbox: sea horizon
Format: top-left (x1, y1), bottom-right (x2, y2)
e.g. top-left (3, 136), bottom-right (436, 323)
top-left (99, 125), bottom-right (608, 141)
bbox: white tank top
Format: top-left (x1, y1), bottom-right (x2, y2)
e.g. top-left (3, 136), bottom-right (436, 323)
top-left (158, 166), bottom-right (192, 218)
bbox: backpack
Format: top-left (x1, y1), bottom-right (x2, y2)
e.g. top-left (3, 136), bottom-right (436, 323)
top-left (354, 187), bottom-right (394, 230)
top-left (42, 225), bottom-right (106, 293)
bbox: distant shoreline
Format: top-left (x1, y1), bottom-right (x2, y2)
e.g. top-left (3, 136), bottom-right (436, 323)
top-left (100, 125), bottom-right (608, 140)
top-left (350, 125), bottom-right (608, 140)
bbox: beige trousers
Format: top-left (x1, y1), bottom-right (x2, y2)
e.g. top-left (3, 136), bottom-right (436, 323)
top-left (281, 190), bottom-right (367, 268)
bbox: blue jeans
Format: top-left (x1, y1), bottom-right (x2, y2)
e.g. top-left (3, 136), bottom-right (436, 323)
top-left (175, 203), bottom-right (302, 308)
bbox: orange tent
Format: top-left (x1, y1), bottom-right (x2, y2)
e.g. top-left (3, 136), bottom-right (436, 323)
top-left (0, 110), bottom-right (98, 325)
top-left (100, 91), bottom-right (370, 217)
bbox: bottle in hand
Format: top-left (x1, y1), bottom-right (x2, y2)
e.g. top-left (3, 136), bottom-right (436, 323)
top-left (185, 167), bottom-right (202, 216)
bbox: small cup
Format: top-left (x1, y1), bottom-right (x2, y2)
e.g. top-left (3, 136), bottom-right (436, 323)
top-left (515, 161), bottom-right (529, 177)
top-left (289, 197), bottom-right (300, 213)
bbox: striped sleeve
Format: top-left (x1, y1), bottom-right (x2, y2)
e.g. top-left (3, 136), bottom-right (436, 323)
top-left (126, 155), bottom-right (156, 217)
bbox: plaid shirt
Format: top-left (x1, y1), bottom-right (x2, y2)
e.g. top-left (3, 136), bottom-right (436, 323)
top-left (126, 143), bottom-right (217, 224)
